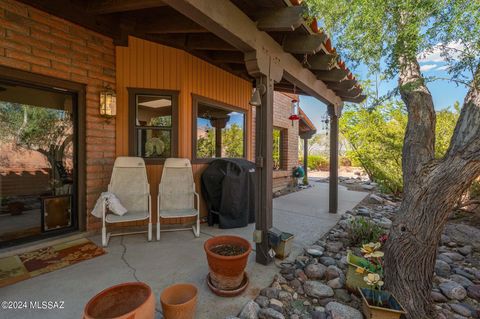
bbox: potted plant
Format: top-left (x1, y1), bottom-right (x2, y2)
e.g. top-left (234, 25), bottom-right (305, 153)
top-left (346, 242), bottom-right (384, 292)
top-left (204, 235), bottom-right (252, 296)
top-left (359, 278), bottom-right (406, 319)
top-left (160, 283), bottom-right (198, 319)
top-left (83, 282), bottom-right (155, 319)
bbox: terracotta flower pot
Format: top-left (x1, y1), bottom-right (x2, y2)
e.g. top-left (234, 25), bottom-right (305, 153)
top-left (83, 282), bottom-right (155, 319)
top-left (310, 18), bottom-right (319, 33)
top-left (160, 283), bottom-right (198, 319)
top-left (204, 235), bottom-right (252, 290)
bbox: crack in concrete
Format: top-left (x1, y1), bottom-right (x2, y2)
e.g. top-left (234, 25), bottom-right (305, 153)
top-left (119, 237), bottom-right (162, 316)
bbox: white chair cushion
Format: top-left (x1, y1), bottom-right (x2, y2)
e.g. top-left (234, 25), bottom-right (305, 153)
top-left (159, 209), bottom-right (198, 218)
top-left (105, 211), bottom-right (149, 223)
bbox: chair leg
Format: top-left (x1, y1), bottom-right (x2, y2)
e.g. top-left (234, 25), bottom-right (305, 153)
top-left (193, 216), bottom-right (200, 238)
top-left (148, 222), bottom-right (152, 241)
top-left (102, 226), bottom-right (107, 247)
top-left (156, 221), bottom-right (161, 240)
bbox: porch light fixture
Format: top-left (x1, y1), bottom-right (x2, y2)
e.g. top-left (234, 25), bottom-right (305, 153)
top-left (249, 84), bottom-right (266, 107)
top-left (99, 87), bottom-right (116, 118)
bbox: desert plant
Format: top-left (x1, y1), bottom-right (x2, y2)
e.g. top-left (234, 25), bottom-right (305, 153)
top-left (349, 217), bottom-right (385, 246)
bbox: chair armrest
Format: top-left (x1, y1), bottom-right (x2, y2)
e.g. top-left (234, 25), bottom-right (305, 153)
top-left (193, 191), bottom-right (200, 211)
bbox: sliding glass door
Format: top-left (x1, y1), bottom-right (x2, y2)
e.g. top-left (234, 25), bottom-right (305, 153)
top-left (0, 79), bottom-right (78, 247)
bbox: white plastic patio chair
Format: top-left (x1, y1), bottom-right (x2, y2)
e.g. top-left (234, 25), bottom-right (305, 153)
top-left (157, 158), bottom-right (200, 240)
top-left (102, 157), bottom-right (152, 246)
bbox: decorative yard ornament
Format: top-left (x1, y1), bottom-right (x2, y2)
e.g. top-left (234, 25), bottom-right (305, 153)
top-left (99, 86), bottom-right (116, 118)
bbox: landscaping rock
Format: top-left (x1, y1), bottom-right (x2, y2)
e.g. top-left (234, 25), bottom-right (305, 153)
top-left (325, 265), bottom-right (342, 281)
top-left (450, 274), bottom-right (473, 288)
top-left (450, 303), bottom-right (472, 317)
top-left (442, 252), bottom-right (464, 262)
top-left (258, 308), bottom-right (284, 319)
top-left (431, 291), bottom-right (448, 302)
top-left (435, 260), bottom-right (452, 277)
top-left (304, 264), bottom-right (327, 280)
top-left (334, 289), bottom-right (352, 303)
top-left (458, 245), bottom-right (472, 256)
top-left (319, 257), bottom-right (336, 267)
top-left (255, 296), bottom-right (270, 308)
top-left (326, 242), bottom-right (343, 253)
top-left (239, 301), bottom-right (260, 319)
top-left (467, 285), bottom-right (480, 301)
top-left (325, 302), bottom-right (363, 319)
top-left (268, 299), bottom-right (283, 313)
top-left (368, 194), bottom-right (384, 204)
top-left (304, 281), bottom-right (334, 298)
top-left (327, 278), bottom-right (343, 289)
top-left (444, 224), bottom-right (480, 249)
top-left (439, 281), bottom-right (467, 300)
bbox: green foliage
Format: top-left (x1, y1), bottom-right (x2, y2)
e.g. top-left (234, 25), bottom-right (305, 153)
top-left (305, 155), bottom-right (329, 171)
top-left (196, 123), bottom-right (244, 158)
top-left (349, 217), bottom-right (385, 246)
top-left (469, 179), bottom-right (480, 200)
top-left (273, 128), bottom-right (281, 170)
top-left (341, 99), bottom-right (459, 194)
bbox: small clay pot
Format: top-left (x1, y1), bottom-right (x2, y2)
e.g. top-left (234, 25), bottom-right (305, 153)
top-left (160, 283), bottom-right (198, 319)
top-left (83, 282), bottom-right (155, 319)
top-left (204, 235), bottom-right (252, 291)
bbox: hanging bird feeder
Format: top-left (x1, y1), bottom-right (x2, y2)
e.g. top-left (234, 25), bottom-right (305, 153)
top-left (288, 86), bottom-right (301, 126)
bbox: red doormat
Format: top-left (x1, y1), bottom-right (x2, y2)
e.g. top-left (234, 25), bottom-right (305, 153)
top-left (0, 238), bottom-right (105, 288)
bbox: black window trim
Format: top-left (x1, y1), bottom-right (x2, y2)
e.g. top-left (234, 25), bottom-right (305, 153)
top-left (191, 94), bottom-right (247, 164)
top-left (128, 88), bottom-right (179, 164)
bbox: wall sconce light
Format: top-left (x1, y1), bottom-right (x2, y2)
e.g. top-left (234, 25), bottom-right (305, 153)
top-left (99, 87), bottom-right (116, 118)
top-left (249, 84), bottom-right (266, 107)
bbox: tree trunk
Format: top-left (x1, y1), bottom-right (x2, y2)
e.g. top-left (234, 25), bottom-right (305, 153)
top-left (385, 62), bottom-right (480, 318)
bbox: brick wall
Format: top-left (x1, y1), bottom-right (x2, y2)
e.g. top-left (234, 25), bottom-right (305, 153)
top-left (0, 0), bottom-right (116, 231)
top-left (272, 91), bottom-right (300, 192)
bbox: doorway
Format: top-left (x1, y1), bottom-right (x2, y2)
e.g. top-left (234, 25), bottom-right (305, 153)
top-left (0, 67), bottom-right (85, 248)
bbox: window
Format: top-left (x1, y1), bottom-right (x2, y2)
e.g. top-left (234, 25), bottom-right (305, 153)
top-left (273, 128), bottom-right (287, 170)
top-left (129, 89), bottom-right (178, 161)
top-left (193, 95), bottom-right (246, 161)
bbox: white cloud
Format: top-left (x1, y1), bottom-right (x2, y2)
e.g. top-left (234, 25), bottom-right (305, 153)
top-left (418, 41), bottom-right (464, 63)
top-left (435, 65), bottom-right (450, 71)
top-left (420, 64), bottom-right (438, 71)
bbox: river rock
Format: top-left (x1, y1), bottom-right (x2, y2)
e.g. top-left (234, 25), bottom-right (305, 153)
top-left (255, 296), bottom-right (270, 308)
top-left (431, 291), bottom-right (448, 302)
top-left (258, 308), bottom-right (284, 319)
top-left (327, 278), bottom-right (343, 289)
top-left (439, 281), bottom-right (467, 300)
top-left (467, 285), bottom-right (480, 301)
top-left (444, 224), bottom-right (480, 249)
top-left (260, 287), bottom-right (279, 299)
top-left (326, 242), bottom-right (343, 253)
top-left (368, 194), bottom-right (384, 204)
top-left (449, 303), bottom-right (472, 317)
top-left (435, 260), bottom-right (452, 277)
top-left (305, 264), bottom-right (327, 280)
top-left (319, 256), bottom-right (337, 267)
top-left (441, 252), bottom-right (464, 262)
top-left (457, 245), bottom-right (472, 256)
top-left (304, 281), bottom-right (334, 298)
top-left (325, 302), bottom-right (363, 319)
top-left (450, 274), bottom-right (473, 288)
top-left (239, 300), bottom-right (260, 319)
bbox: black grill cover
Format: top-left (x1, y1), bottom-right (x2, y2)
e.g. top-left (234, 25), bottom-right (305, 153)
top-left (201, 158), bottom-right (256, 229)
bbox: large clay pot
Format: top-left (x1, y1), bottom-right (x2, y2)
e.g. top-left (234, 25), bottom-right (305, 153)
top-left (83, 282), bottom-right (155, 319)
top-left (204, 235), bottom-right (252, 290)
top-left (160, 283), bottom-right (198, 319)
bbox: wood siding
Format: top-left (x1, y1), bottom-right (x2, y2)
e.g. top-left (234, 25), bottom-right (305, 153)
top-left (115, 37), bottom-right (253, 225)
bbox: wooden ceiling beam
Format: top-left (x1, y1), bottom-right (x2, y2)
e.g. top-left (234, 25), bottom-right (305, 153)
top-left (307, 53), bottom-right (337, 71)
top-left (315, 68), bottom-right (349, 82)
top-left (341, 94), bottom-right (367, 103)
top-left (283, 34), bottom-right (327, 55)
top-left (136, 15), bottom-right (208, 34)
top-left (325, 79), bottom-right (357, 91)
top-left (256, 6), bottom-right (305, 32)
top-left (87, 0), bottom-right (166, 15)
top-left (335, 87), bottom-right (362, 98)
top-left (205, 51), bottom-right (245, 64)
top-left (186, 34), bottom-right (237, 51)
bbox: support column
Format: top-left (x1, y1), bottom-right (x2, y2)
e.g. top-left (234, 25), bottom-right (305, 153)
top-left (328, 105), bottom-right (339, 214)
top-left (254, 75), bottom-right (274, 265)
top-left (303, 137), bottom-right (308, 180)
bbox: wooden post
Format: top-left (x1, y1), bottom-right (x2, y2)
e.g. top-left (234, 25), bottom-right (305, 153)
top-left (254, 75), bottom-right (274, 265)
top-left (303, 137), bottom-right (308, 180)
top-left (328, 105), bottom-right (338, 214)
top-left (215, 126), bottom-right (222, 157)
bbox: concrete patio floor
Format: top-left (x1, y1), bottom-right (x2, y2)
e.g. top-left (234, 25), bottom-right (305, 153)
top-left (0, 181), bottom-right (367, 319)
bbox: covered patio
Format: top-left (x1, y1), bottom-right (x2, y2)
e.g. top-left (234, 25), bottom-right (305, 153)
top-left (0, 182), bottom-right (367, 318)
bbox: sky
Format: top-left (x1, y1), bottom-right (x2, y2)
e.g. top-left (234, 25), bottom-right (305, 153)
top-left (299, 45), bottom-right (469, 131)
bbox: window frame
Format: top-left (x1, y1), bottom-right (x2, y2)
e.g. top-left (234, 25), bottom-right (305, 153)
top-left (273, 126), bottom-right (288, 171)
top-left (191, 94), bottom-right (247, 164)
top-left (128, 88), bottom-right (179, 163)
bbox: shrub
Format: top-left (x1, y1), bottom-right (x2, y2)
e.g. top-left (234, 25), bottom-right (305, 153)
top-left (349, 217), bottom-right (385, 246)
top-left (307, 155), bottom-right (329, 171)
top-left (469, 179), bottom-right (480, 199)
top-left (339, 156), bottom-right (352, 167)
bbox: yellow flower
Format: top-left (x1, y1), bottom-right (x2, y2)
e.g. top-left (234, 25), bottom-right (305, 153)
top-left (363, 273), bottom-right (382, 286)
top-left (365, 251), bottom-right (384, 258)
top-left (361, 242), bottom-right (381, 255)
top-left (355, 267), bottom-right (366, 274)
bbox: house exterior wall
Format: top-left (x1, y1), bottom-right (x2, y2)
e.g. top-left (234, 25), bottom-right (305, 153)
top-left (115, 37), bottom-right (253, 226)
top-left (0, 0), bottom-right (116, 231)
top-left (272, 91), bottom-right (300, 192)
